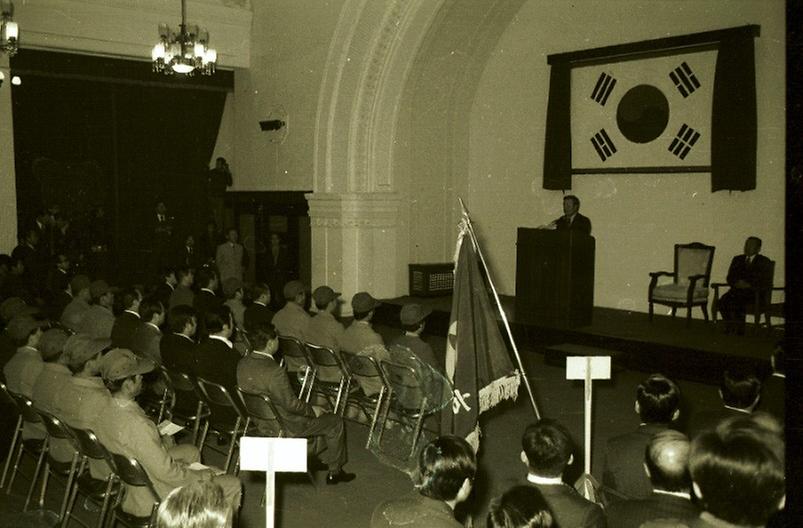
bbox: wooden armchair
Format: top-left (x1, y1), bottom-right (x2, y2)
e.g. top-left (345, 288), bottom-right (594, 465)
top-left (648, 242), bottom-right (715, 326)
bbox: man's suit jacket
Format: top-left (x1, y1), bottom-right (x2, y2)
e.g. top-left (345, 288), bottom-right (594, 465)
top-left (530, 481), bottom-right (606, 528)
top-left (168, 285), bottom-right (194, 310)
top-left (160, 333), bottom-right (198, 377)
top-left (194, 289), bottom-right (223, 337)
top-left (243, 303), bottom-right (274, 334)
top-left (153, 282), bottom-right (174, 309)
top-left (602, 422), bottom-right (668, 500)
top-left (111, 311), bottom-right (141, 349)
top-left (726, 253), bottom-right (773, 291)
top-left (176, 245), bottom-right (200, 269)
top-left (555, 213), bottom-right (592, 235)
top-left (687, 407), bottom-right (749, 439)
top-left (195, 337), bottom-right (240, 392)
top-left (215, 242), bottom-right (244, 282)
top-left (606, 492), bottom-right (699, 528)
top-left (759, 374), bottom-right (784, 421)
top-left (131, 323), bottom-right (163, 365)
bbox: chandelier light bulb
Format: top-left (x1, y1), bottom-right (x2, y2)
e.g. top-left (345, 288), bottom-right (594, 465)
top-left (152, 43), bottom-right (166, 61)
top-left (172, 62), bottom-right (194, 74)
top-left (5, 20), bottom-right (17, 40)
top-left (193, 42), bottom-right (205, 58)
top-left (203, 48), bottom-right (217, 65)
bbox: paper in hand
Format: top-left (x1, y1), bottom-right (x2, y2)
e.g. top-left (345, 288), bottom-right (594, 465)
top-left (158, 420), bottom-right (185, 436)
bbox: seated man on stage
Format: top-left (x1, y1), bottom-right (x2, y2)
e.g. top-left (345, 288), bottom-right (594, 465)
top-left (718, 236), bottom-right (773, 335)
top-left (542, 195), bottom-right (591, 235)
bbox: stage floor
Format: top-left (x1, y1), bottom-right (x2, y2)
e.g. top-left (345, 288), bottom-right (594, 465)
top-left (375, 294), bottom-right (778, 383)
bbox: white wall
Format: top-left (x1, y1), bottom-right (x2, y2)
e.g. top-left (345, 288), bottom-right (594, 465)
top-left (467, 0), bottom-right (785, 313)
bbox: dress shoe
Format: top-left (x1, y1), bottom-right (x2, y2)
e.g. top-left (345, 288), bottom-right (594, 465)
top-left (326, 470), bottom-right (356, 485)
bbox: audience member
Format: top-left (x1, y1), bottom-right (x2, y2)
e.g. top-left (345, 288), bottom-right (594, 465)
top-left (371, 436), bottom-right (476, 528)
top-left (78, 280), bottom-right (117, 339)
top-left (520, 419), bottom-right (604, 528)
top-left (194, 267), bottom-right (222, 338)
top-left (177, 234), bottom-right (200, 270)
top-left (607, 430), bottom-right (698, 527)
top-left (111, 287), bottom-right (143, 349)
top-left (154, 266), bottom-right (178, 309)
top-left (487, 485), bottom-right (554, 528)
top-left (0, 256), bottom-right (29, 302)
top-left (222, 277), bottom-right (246, 331)
top-left (718, 236), bottom-right (773, 335)
top-left (390, 303), bottom-right (441, 373)
top-left (237, 322), bottom-right (355, 484)
top-left (216, 228), bottom-right (245, 284)
top-left (341, 291), bottom-right (383, 354)
top-left (161, 305), bottom-right (199, 376)
top-left (3, 316), bottom-right (47, 398)
top-left (271, 280), bottom-right (311, 341)
top-left (199, 221), bottom-right (221, 266)
top-left (156, 480), bottom-right (231, 528)
top-left (688, 367), bottom-right (760, 437)
top-left (31, 328), bottom-right (73, 465)
top-left (131, 299), bottom-right (165, 364)
top-left (195, 305), bottom-right (239, 391)
top-left (603, 373), bottom-right (681, 499)
top-left (759, 342), bottom-right (784, 420)
top-left (60, 274), bottom-right (92, 332)
top-left (243, 282), bottom-right (274, 335)
top-left (306, 285), bottom-right (345, 351)
top-left (0, 298), bottom-right (38, 365)
top-left (169, 266), bottom-right (195, 310)
top-left (93, 348), bottom-right (242, 518)
top-left (46, 252), bottom-right (72, 298)
top-left (48, 262), bottom-right (75, 322)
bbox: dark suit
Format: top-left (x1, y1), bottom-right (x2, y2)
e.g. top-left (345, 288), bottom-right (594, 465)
top-left (759, 374), bottom-right (784, 421)
top-left (687, 407), bottom-right (749, 439)
top-left (237, 353), bottom-right (346, 472)
top-left (243, 302), bottom-right (274, 334)
top-left (131, 323), bottom-right (163, 365)
top-left (195, 337), bottom-right (240, 392)
top-left (111, 311), bottom-right (142, 350)
top-left (153, 282), bottom-right (175, 309)
top-left (718, 254), bottom-right (773, 332)
top-left (530, 481), bottom-right (606, 528)
top-left (49, 290), bottom-right (73, 323)
top-left (264, 245), bottom-right (291, 310)
top-left (160, 333), bottom-right (198, 377)
top-left (554, 212), bottom-right (592, 235)
top-left (194, 289), bottom-right (223, 338)
top-left (603, 423), bottom-right (668, 500)
top-left (46, 268), bottom-right (71, 297)
top-left (176, 245), bottom-right (200, 270)
top-left (606, 492), bottom-right (699, 528)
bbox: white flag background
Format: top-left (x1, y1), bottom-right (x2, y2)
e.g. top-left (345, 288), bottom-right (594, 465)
top-left (570, 49), bottom-right (717, 170)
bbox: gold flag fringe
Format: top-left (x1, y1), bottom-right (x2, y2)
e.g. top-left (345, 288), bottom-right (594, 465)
top-left (478, 370), bottom-right (521, 414)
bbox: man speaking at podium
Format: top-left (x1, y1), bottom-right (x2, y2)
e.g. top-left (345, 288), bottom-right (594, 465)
top-left (540, 195), bottom-right (592, 235)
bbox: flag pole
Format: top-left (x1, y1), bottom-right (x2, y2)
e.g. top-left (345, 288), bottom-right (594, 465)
top-left (458, 198), bottom-right (540, 419)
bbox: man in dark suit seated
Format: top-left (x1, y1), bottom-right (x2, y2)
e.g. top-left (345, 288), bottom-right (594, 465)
top-left (161, 305), bottom-right (199, 377)
top-left (153, 267), bottom-right (177, 309)
top-left (646, 415), bottom-right (784, 528)
top-left (236, 323), bottom-right (355, 485)
top-left (111, 287), bottom-right (143, 349)
top-left (195, 305), bottom-right (240, 392)
top-left (687, 367), bottom-right (760, 438)
top-left (603, 373), bottom-right (681, 500)
top-left (520, 419), bottom-right (605, 528)
top-left (718, 236), bottom-right (773, 335)
top-left (607, 430), bottom-right (699, 528)
top-left (193, 267), bottom-right (222, 339)
top-left (243, 282), bottom-right (274, 335)
top-left (547, 195), bottom-right (592, 235)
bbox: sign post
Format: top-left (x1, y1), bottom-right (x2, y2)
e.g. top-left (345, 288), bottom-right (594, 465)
top-left (566, 356), bottom-right (611, 475)
top-left (239, 436), bottom-right (307, 528)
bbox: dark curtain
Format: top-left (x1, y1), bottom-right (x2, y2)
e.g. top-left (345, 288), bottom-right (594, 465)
top-left (542, 61), bottom-right (572, 190)
top-left (711, 36), bottom-right (757, 191)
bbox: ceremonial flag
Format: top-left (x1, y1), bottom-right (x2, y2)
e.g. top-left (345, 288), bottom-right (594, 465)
top-left (441, 214), bottom-right (520, 448)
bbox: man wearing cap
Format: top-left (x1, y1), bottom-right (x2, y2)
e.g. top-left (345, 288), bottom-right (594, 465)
top-left (341, 292), bottom-right (384, 355)
top-left (238, 322), bottom-right (356, 485)
top-left (307, 286), bottom-right (345, 352)
top-left (31, 328), bottom-right (74, 465)
top-left (195, 305), bottom-right (240, 392)
top-left (93, 348), bottom-right (242, 518)
top-left (130, 299), bottom-right (165, 365)
top-left (59, 335), bottom-right (114, 479)
top-left (390, 303), bottom-right (440, 374)
top-left (77, 280), bottom-right (117, 339)
top-left (0, 298), bottom-right (39, 366)
top-left (111, 287), bottom-right (143, 349)
top-left (223, 277), bottom-right (246, 331)
top-left (161, 305), bottom-right (199, 376)
top-left (60, 274), bottom-right (92, 333)
top-left (216, 228), bottom-right (245, 284)
top-left (243, 283), bottom-right (274, 335)
top-left (272, 280), bottom-right (311, 341)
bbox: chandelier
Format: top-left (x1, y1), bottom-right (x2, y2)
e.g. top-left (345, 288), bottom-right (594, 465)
top-left (151, 0), bottom-right (216, 76)
top-left (0, 1), bottom-right (18, 57)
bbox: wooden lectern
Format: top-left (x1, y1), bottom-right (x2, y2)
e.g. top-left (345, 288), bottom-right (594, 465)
top-left (515, 229), bottom-right (595, 328)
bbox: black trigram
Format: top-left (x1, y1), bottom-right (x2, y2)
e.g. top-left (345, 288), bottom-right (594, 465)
top-left (669, 62), bottom-right (701, 98)
top-left (668, 124), bottom-right (700, 160)
top-left (590, 129), bottom-right (617, 161)
top-left (590, 72), bottom-right (617, 106)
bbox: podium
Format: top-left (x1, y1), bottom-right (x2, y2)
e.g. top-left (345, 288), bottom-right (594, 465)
top-left (515, 229), bottom-right (595, 328)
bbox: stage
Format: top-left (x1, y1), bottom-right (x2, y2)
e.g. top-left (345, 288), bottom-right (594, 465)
top-left (374, 294), bottom-right (779, 384)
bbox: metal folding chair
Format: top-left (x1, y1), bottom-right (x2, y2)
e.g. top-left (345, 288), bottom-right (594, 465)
top-left (108, 453), bottom-right (160, 528)
top-left (377, 360), bottom-right (430, 458)
top-left (195, 378), bottom-right (250, 474)
top-left (160, 367), bottom-right (209, 446)
top-left (4, 390), bottom-right (47, 511)
top-left (305, 343), bottom-right (351, 415)
top-left (63, 426), bottom-right (119, 528)
top-left (236, 387), bottom-right (286, 438)
top-left (277, 335), bottom-right (315, 401)
top-left (340, 352), bottom-right (388, 448)
top-left (33, 410), bottom-right (81, 524)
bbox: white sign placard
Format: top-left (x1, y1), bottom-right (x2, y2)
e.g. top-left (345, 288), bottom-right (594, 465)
top-left (239, 436), bottom-right (307, 473)
top-left (565, 356), bottom-right (611, 380)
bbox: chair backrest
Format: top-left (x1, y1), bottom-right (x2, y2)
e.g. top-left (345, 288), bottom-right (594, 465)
top-left (162, 367), bottom-right (196, 394)
top-left (70, 426), bottom-right (114, 465)
top-left (10, 392), bottom-right (43, 424)
top-left (342, 351), bottom-right (382, 379)
top-left (675, 242), bottom-right (715, 286)
top-left (278, 335), bottom-right (311, 373)
top-left (236, 387), bottom-right (284, 432)
top-left (196, 377), bottom-right (246, 425)
top-left (306, 343), bottom-right (348, 382)
top-left (110, 453), bottom-right (160, 507)
top-left (36, 409), bottom-right (76, 441)
top-left (0, 380), bottom-right (17, 407)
